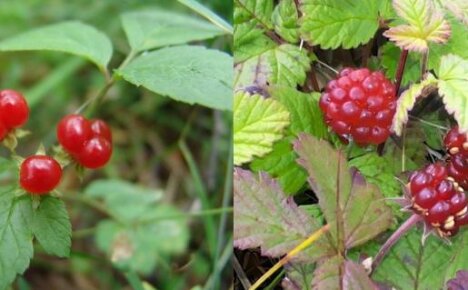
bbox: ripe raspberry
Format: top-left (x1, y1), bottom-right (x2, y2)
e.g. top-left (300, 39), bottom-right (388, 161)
top-left (408, 163), bottom-right (468, 237)
top-left (20, 155), bottom-right (62, 194)
top-left (0, 89), bottom-right (29, 140)
top-left (319, 68), bottom-right (396, 145)
top-left (57, 114), bottom-right (112, 169)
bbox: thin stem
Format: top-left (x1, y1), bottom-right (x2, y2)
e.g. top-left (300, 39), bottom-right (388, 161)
top-left (233, 255), bottom-right (252, 289)
top-left (371, 214), bottom-right (422, 275)
top-left (420, 50), bottom-right (429, 80)
top-left (409, 115), bottom-right (449, 131)
top-left (315, 59), bottom-right (339, 75)
top-left (395, 49), bottom-right (409, 96)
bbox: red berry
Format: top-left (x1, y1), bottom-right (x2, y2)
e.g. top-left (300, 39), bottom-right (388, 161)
top-left (91, 120), bottom-right (112, 142)
top-left (57, 114), bottom-right (92, 155)
top-left (447, 153), bottom-right (468, 190)
top-left (0, 89), bottom-right (29, 129)
top-left (77, 137), bottom-right (112, 169)
top-left (319, 68), bottom-right (396, 145)
top-left (20, 155), bottom-right (62, 194)
top-left (444, 126), bottom-right (467, 155)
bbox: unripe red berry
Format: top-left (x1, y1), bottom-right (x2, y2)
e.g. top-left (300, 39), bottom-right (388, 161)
top-left (20, 155), bottom-right (62, 194)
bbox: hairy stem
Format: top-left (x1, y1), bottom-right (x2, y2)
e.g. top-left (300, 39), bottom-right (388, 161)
top-left (371, 214), bottom-right (422, 275)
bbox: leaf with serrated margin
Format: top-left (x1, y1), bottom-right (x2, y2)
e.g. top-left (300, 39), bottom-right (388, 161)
top-left (383, 0), bottom-right (451, 52)
top-left (437, 54), bottom-right (468, 133)
top-left (234, 91), bottom-right (289, 165)
top-left (299, 0), bottom-right (380, 49)
top-left (444, 0), bottom-right (468, 26)
top-left (234, 44), bottom-right (310, 90)
top-left (234, 21), bottom-right (277, 63)
top-left (233, 168), bottom-right (332, 259)
top-left (294, 134), bottom-right (393, 248)
top-left (391, 74), bottom-right (438, 136)
top-left (373, 228), bottom-right (468, 289)
top-left (272, 0), bottom-right (299, 43)
top-left (234, 0), bottom-right (274, 28)
top-left (0, 194), bottom-right (34, 290)
top-left (0, 21), bottom-right (112, 72)
top-left (32, 196), bottom-right (71, 258)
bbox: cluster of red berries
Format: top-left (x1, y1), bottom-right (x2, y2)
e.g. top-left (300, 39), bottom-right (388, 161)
top-left (0, 89), bottom-right (112, 195)
top-left (57, 114), bottom-right (112, 169)
top-left (408, 163), bottom-right (468, 237)
top-left (444, 126), bottom-right (468, 189)
top-left (0, 90), bottom-right (29, 140)
top-left (319, 68), bottom-right (397, 146)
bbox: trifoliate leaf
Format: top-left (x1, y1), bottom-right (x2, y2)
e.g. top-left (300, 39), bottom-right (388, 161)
top-left (0, 194), bottom-right (34, 290)
top-left (234, 91), bottom-right (290, 165)
top-left (234, 44), bottom-right (310, 90)
top-left (233, 168), bottom-right (332, 259)
top-left (437, 54), bottom-right (468, 133)
top-left (392, 74), bottom-right (438, 136)
top-left (294, 134), bottom-right (393, 248)
top-left (272, 0), bottom-right (299, 43)
top-left (234, 0), bottom-right (274, 27)
top-left (383, 0), bottom-right (451, 52)
top-left (299, 0), bottom-right (380, 49)
top-left (444, 0), bottom-right (468, 26)
top-left (251, 88), bottom-right (327, 194)
top-left (32, 196), bottom-right (71, 258)
top-left (373, 228), bottom-right (468, 289)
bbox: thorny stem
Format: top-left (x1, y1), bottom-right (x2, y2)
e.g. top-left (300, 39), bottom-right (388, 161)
top-left (370, 214), bottom-right (423, 275)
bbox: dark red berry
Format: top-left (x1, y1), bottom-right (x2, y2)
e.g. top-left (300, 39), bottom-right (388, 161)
top-left (447, 153), bottom-right (468, 190)
top-left (77, 137), bottom-right (112, 169)
top-left (0, 89), bottom-right (29, 130)
top-left (444, 126), bottom-right (467, 155)
top-left (20, 155), bottom-right (62, 194)
top-left (319, 68), bottom-right (396, 145)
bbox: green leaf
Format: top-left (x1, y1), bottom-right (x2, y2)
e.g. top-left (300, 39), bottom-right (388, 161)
top-left (444, 0), bottom-right (468, 26)
top-left (294, 134), bottom-right (393, 248)
top-left (251, 88), bottom-right (327, 194)
top-left (234, 44), bottom-right (310, 89)
top-left (299, 0), bottom-right (380, 49)
top-left (0, 194), bottom-right (34, 290)
top-left (391, 74), bottom-right (438, 136)
top-left (234, 91), bottom-right (290, 165)
top-left (121, 10), bottom-right (226, 52)
top-left (32, 196), bottom-right (71, 258)
top-left (233, 168), bottom-right (332, 260)
top-left (282, 263), bottom-right (315, 290)
top-left (272, 0), bottom-right (300, 43)
top-left (429, 19), bottom-right (468, 70)
top-left (437, 54), bottom-right (468, 133)
top-left (118, 45), bottom-right (232, 111)
top-left (373, 228), bottom-right (468, 289)
top-left (234, 0), bottom-right (274, 27)
top-left (234, 21), bottom-right (277, 63)
top-left (381, 42), bottom-right (420, 87)
top-left (177, 0), bottom-right (233, 34)
top-left (0, 21), bottom-right (112, 71)
top-left (383, 0), bottom-right (451, 52)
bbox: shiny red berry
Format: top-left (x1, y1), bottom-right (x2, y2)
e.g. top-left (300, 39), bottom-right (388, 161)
top-left (90, 119), bottom-right (112, 142)
top-left (319, 68), bottom-right (396, 145)
top-left (57, 114), bottom-right (92, 155)
top-left (77, 137), bottom-right (112, 169)
top-left (20, 155), bottom-right (62, 194)
top-left (0, 89), bottom-right (29, 129)
top-left (444, 126), bottom-right (467, 155)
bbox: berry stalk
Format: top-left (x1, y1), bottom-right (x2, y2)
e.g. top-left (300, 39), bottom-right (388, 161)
top-left (371, 213), bottom-right (422, 275)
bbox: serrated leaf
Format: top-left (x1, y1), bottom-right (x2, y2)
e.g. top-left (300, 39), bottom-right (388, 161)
top-left (0, 21), bottom-right (112, 71)
top-left (312, 256), bottom-right (376, 290)
top-left (294, 134), bottom-right (393, 248)
top-left (272, 0), bottom-right (299, 43)
top-left (118, 45), bottom-right (232, 111)
top-left (121, 10), bottom-right (226, 53)
top-left (444, 0), bottom-right (468, 26)
top-left (392, 74), bottom-right (438, 136)
top-left (437, 54), bottom-right (468, 133)
top-left (234, 92), bottom-right (290, 165)
top-left (234, 44), bottom-right (310, 90)
top-left (251, 88), bottom-right (327, 194)
top-left (299, 0), bottom-right (380, 49)
top-left (32, 196), bottom-right (71, 258)
top-left (234, 0), bottom-right (274, 27)
top-left (373, 228), bottom-right (468, 289)
top-left (233, 168), bottom-right (332, 259)
top-left (383, 0), bottom-right (451, 52)
top-left (234, 21), bottom-right (277, 63)
top-left (0, 194), bottom-right (34, 290)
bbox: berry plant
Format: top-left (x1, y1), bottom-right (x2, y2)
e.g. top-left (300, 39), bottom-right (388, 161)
top-left (0, 1), bottom-right (232, 289)
top-left (234, 0), bottom-right (468, 289)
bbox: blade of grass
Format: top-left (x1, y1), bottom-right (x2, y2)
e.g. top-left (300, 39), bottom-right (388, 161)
top-left (204, 236), bottom-right (233, 290)
top-left (179, 140), bottom-right (218, 260)
top-left (178, 0), bottom-right (233, 34)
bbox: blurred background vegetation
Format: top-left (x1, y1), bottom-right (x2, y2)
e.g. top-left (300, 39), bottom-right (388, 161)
top-left (0, 0), bottom-right (232, 289)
